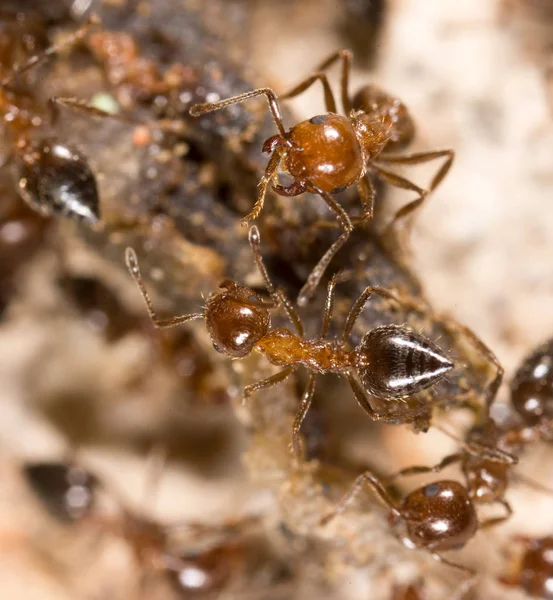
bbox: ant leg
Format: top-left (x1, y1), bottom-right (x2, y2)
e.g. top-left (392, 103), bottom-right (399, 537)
top-left (433, 422), bottom-right (517, 464)
top-left (479, 500), bottom-right (512, 529)
top-left (125, 248), bottom-right (204, 329)
top-left (313, 49), bottom-right (353, 114)
top-left (248, 226), bottom-right (304, 337)
top-left (376, 150), bottom-right (454, 229)
top-left (0, 15), bottom-right (100, 89)
top-left (297, 186), bottom-right (353, 307)
top-left (356, 176), bottom-right (376, 223)
top-left (385, 454), bottom-right (462, 482)
top-left (190, 88), bottom-right (288, 138)
top-left (242, 148), bottom-right (285, 224)
top-left (280, 74), bottom-right (337, 113)
top-left (347, 373), bottom-right (406, 424)
top-left (343, 285), bottom-right (401, 343)
top-left (512, 472), bottom-right (553, 496)
top-left (431, 553), bottom-right (476, 577)
top-left (242, 366), bottom-right (296, 406)
top-left (280, 49), bottom-right (353, 114)
top-left (292, 373), bottom-right (317, 458)
top-left (440, 319), bottom-right (503, 414)
top-left (320, 468), bottom-right (401, 526)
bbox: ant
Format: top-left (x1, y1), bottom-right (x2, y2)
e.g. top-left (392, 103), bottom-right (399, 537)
top-left (23, 458), bottom-right (257, 597)
top-left (190, 49), bottom-right (454, 305)
top-left (500, 534), bottom-right (553, 599)
top-left (320, 469), bottom-right (501, 580)
top-left (0, 14), bottom-right (101, 224)
top-left (382, 344), bottom-right (553, 528)
top-left (510, 336), bottom-right (553, 429)
top-left (126, 225), bottom-right (453, 457)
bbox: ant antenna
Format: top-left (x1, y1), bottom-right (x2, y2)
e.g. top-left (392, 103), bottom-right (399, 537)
top-left (0, 15), bottom-right (101, 90)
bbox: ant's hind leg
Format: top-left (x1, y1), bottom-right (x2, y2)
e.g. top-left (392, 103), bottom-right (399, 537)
top-left (125, 248), bottom-right (204, 329)
top-left (356, 176), bottom-right (376, 223)
top-left (292, 373), bottom-right (317, 459)
top-left (376, 149), bottom-right (454, 232)
top-left (297, 187), bottom-right (353, 307)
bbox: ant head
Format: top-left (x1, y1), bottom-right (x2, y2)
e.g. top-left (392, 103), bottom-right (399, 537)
top-left (205, 280), bottom-right (271, 358)
top-left (23, 461), bottom-right (98, 524)
top-left (356, 324), bottom-right (453, 399)
top-left (352, 84), bottom-right (415, 152)
top-left (399, 480), bottom-right (478, 552)
top-left (511, 338), bottom-right (553, 426)
top-left (517, 536), bottom-right (553, 598)
top-left (16, 139), bottom-right (100, 224)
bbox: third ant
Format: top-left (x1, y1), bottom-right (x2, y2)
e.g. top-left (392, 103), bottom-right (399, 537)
top-left (190, 50), bottom-right (454, 304)
top-left (126, 225), bottom-right (453, 457)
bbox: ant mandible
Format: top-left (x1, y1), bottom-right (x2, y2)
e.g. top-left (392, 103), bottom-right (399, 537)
top-left (126, 225), bottom-right (453, 457)
top-left (0, 15), bottom-right (101, 224)
top-left (190, 50), bottom-right (454, 305)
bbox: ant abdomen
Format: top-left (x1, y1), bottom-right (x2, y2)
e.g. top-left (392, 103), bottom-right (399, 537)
top-left (16, 139), bottom-right (100, 225)
top-left (355, 325), bottom-right (453, 399)
top-left (510, 337), bottom-right (553, 426)
top-left (23, 461), bottom-right (98, 524)
top-left (205, 281), bottom-right (271, 358)
top-left (399, 481), bottom-right (478, 552)
top-left (352, 84), bottom-right (416, 152)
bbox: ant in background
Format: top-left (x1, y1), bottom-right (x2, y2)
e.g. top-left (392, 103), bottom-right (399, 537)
top-left (510, 335), bottom-right (553, 429)
top-left (0, 14), bottom-right (101, 224)
top-left (320, 469), bottom-right (504, 584)
top-left (500, 534), bottom-right (553, 599)
top-left (190, 49), bottom-right (453, 304)
top-left (126, 225), bottom-right (454, 457)
top-left (23, 458), bottom-right (259, 598)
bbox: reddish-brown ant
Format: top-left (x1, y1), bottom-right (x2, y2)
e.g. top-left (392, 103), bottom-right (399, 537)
top-left (0, 15), bottom-right (101, 224)
top-left (190, 50), bottom-right (454, 304)
top-left (500, 534), bottom-right (553, 599)
top-left (320, 469), bottom-right (503, 579)
top-left (23, 459), bottom-right (258, 597)
top-left (126, 225), bottom-right (453, 457)
top-left (510, 336), bottom-right (553, 428)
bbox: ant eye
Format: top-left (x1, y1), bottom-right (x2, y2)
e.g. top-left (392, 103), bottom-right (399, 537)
top-left (212, 342), bottom-right (224, 354)
top-left (309, 114), bottom-right (327, 125)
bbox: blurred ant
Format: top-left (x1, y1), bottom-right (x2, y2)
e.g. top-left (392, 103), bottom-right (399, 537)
top-left (23, 458), bottom-right (257, 597)
top-left (391, 581), bottom-right (425, 600)
top-left (500, 534), bottom-right (553, 599)
top-left (126, 225), bottom-right (453, 457)
top-left (510, 336), bottom-right (553, 429)
top-left (320, 469), bottom-right (502, 581)
top-left (190, 50), bottom-right (454, 304)
top-left (0, 15), bottom-right (101, 224)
